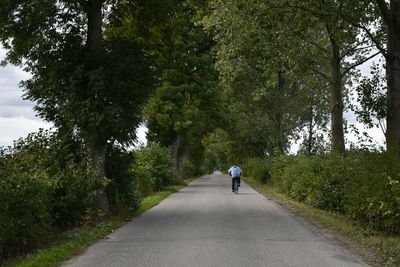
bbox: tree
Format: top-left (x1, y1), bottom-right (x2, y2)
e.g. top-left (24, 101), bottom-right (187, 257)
top-left (351, 61), bottom-right (387, 135)
top-left (335, 0), bottom-right (400, 155)
top-left (202, 129), bottom-right (232, 171)
top-left (378, 1), bottom-right (400, 155)
top-left (124, 1), bottom-right (224, 177)
top-left (109, 0), bottom-right (224, 177)
top-left (203, 0), bottom-right (324, 155)
top-left (280, 0), bottom-right (382, 154)
top-left (0, 0), bottom-right (154, 211)
top-left (296, 74), bottom-right (330, 155)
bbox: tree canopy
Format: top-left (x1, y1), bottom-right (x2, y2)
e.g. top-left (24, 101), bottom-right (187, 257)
top-left (0, 0), bottom-right (155, 211)
top-left (0, 0), bottom-right (399, 214)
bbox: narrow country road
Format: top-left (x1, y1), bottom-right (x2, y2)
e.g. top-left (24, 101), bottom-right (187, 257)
top-left (63, 172), bottom-right (367, 267)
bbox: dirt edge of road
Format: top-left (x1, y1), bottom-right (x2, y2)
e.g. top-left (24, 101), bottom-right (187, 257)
top-left (243, 179), bottom-right (384, 267)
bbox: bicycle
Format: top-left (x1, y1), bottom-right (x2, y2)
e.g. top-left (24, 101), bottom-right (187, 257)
top-left (233, 179), bottom-right (239, 194)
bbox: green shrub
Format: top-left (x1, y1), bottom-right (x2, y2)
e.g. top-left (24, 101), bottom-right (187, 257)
top-left (0, 154), bottom-right (55, 258)
top-left (0, 130), bottom-right (98, 260)
top-left (133, 143), bottom-right (176, 197)
top-left (242, 157), bottom-right (271, 183)
top-left (342, 152), bottom-right (400, 234)
top-left (267, 152), bottom-right (400, 234)
top-left (106, 146), bottom-right (139, 209)
top-left (271, 155), bottom-right (348, 211)
top-left (51, 161), bottom-right (98, 230)
top-left (183, 160), bottom-right (198, 178)
top-left (309, 155), bottom-right (346, 212)
top-left (182, 156), bottom-right (207, 178)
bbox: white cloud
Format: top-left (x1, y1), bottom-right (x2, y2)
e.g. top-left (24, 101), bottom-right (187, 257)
top-left (0, 117), bottom-right (53, 147)
top-left (1, 46), bottom-right (47, 147)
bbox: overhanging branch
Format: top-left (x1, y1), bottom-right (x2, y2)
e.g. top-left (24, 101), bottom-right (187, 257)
top-left (342, 51), bottom-right (380, 76)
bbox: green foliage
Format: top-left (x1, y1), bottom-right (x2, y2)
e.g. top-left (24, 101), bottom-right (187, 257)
top-left (120, 0), bottom-right (225, 174)
top-left (202, 0), bottom-right (329, 156)
top-left (265, 153), bottom-right (400, 234)
top-left (0, 2), bottom-right (156, 213)
top-left (5, 184), bottom-right (187, 267)
top-left (51, 162), bottom-right (98, 230)
top-left (0, 132), bottom-right (180, 262)
top-left (271, 155), bottom-right (345, 211)
top-left (0, 155), bottom-right (55, 259)
top-left (342, 153), bottom-right (400, 234)
top-left (0, 130), bottom-right (97, 260)
top-left (202, 129), bottom-right (235, 172)
top-left (183, 160), bottom-right (199, 178)
top-left (106, 146), bottom-right (139, 209)
top-left (0, 1), bottom-right (154, 146)
top-left (133, 143), bottom-right (176, 198)
top-left (241, 158), bottom-right (271, 184)
top-left (351, 62), bottom-right (386, 129)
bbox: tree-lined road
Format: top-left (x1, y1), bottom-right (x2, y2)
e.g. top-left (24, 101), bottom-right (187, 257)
top-left (64, 172), bottom-right (366, 267)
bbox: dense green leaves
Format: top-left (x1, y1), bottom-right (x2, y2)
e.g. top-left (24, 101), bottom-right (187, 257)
top-left (0, 130), bottom-right (97, 259)
top-left (118, 0), bottom-right (225, 175)
top-left (268, 152), bottom-right (400, 234)
top-left (203, 0), bottom-right (325, 155)
top-left (133, 143), bottom-right (176, 196)
top-left (23, 38), bottom-right (153, 145)
top-left (1, 0), bottom-right (400, 263)
top-left (352, 62), bottom-right (387, 129)
top-left (0, 0), bottom-right (158, 211)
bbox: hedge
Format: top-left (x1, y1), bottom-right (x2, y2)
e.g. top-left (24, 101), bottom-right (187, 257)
top-left (245, 152), bottom-right (400, 234)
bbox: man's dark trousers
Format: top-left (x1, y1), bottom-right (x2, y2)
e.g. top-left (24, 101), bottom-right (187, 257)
top-left (232, 177), bottom-right (241, 191)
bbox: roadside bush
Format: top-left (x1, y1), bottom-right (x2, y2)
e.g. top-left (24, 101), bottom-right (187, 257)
top-left (342, 152), bottom-right (400, 234)
top-left (51, 161), bottom-right (97, 230)
top-left (0, 130), bottom-right (98, 260)
top-left (313, 156), bottom-right (346, 212)
top-left (183, 160), bottom-right (206, 178)
top-left (0, 152), bottom-right (55, 258)
top-left (242, 157), bottom-right (271, 183)
top-left (227, 152), bottom-right (400, 234)
top-left (106, 146), bottom-right (139, 209)
top-left (268, 152), bottom-right (400, 234)
top-left (133, 143), bottom-right (176, 197)
top-left (183, 160), bottom-right (197, 178)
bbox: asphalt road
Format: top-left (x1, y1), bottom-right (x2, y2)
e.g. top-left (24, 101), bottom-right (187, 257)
top-left (63, 171), bottom-right (367, 267)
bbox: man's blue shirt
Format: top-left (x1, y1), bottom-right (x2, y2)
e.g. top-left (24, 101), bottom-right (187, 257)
top-left (228, 165), bottom-right (242, 178)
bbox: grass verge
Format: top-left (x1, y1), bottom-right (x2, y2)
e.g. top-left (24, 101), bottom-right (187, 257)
top-left (243, 176), bottom-right (400, 266)
top-left (5, 179), bottom-right (194, 267)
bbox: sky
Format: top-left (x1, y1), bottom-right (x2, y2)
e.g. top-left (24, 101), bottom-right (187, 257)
top-left (0, 48), bottom-right (52, 147)
top-left (0, 46), bottom-right (385, 152)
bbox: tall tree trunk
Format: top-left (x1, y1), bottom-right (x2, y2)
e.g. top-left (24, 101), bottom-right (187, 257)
top-left (385, 1), bottom-right (400, 156)
top-left (87, 0), bottom-right (103, 50)
top-left (91, 140), bottom-right (109, 212)
top-left (276, 119), bottom-right (285, 154)
top-left (329, 37), bottom-right (345, 154)
top-left (307, 97), bottom-right (314, 155)
top-left (86, 0), bottom-right (108, 212)
top-left (170, 133), bottom-right (184, 181)
top-left (276, 70), bottom-right (285, 154)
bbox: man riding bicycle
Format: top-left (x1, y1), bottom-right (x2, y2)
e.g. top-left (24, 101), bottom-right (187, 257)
top-left (228, 165), bottom-right (242, 192)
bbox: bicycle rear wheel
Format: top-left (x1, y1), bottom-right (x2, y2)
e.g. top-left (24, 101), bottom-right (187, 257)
top-left (234, 180), bottom-right (239, 194)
